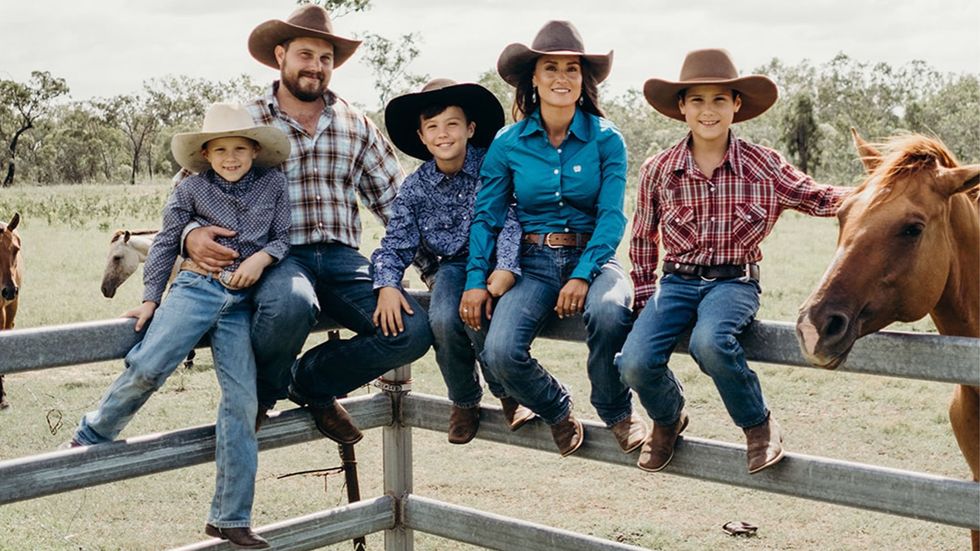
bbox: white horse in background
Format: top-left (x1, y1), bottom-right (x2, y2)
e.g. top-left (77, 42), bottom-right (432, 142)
top-left (100, 230), bottom-right (181, 298)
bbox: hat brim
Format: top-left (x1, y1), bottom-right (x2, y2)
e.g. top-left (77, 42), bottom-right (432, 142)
top-left (384, 83), bottom-right (505, 161)
top-left (643, 75), bottom-right (778, 123)
top-left (248, 19), bottom-right (361, 70)
top-left (497, 43), bottom-right (613, 87)
top-left (171, 126), bottom-right (291, 174)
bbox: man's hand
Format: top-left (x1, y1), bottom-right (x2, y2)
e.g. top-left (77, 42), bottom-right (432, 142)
top-left (123, 301), bottom-right (157, 332)
top-left (486, 269), bottom-right (516, 298)
top-left (372, 287), bottom-right (414, 336)
top-left (460, 288), bottom-right (492, 331)
top-left (186, 226), bottom-right (239, 272)
top-left (555, 278), bottom-right (589, 319)
top-left (227, 252), bottom-right (273, 289)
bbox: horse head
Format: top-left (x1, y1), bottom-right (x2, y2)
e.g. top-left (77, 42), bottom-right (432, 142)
top-left (101, 230), bottom-right (143, 298)
top-left (797, 130), bottom-right (980, 369)
top-left (0, 213), bottom-right (22, 305)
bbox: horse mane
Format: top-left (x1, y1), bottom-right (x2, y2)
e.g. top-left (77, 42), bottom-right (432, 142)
top-left (859, 134), bottom-right (964, 207)
top-left (109, 229), bottom-right (158, 244)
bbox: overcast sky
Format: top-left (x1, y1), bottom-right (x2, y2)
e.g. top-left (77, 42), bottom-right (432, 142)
top-left (3, 0), bottom-right (978, 110)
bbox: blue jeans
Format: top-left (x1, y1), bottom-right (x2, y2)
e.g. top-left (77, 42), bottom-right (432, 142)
top-left (253, 244), bottom-right (433, 408)
top-left (481, 244), bottom-right (634, 426)
top-left (74, 271), bottom-right (259, 528)
top-left (428, 258), bottom-right (506, 407)
top-left (617, 273), bottom-right (769, 428)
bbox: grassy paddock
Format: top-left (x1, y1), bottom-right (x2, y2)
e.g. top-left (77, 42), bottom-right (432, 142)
top-left (0, 184), bottom-right (966, 551)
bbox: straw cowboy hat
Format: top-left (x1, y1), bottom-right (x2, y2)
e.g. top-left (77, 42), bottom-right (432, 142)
top-left (171, 103), bottom-right (290, 174)
top-left (643, 49), bottom-right (778, 123)
top-left (496, 20), bottom-right (613, 87)
top-left (385, 79), bottom-right (505, 161)
top-left (248, 4), bottom-right (361, 70)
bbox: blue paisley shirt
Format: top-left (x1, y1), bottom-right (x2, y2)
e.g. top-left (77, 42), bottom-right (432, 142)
top-left (372, 146), bottom-right (521, 289)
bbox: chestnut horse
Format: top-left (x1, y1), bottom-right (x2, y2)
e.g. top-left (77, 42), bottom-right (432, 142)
top-left (0, 212), bottom-right (24, 409)
top-left (797, 130), bottom-right (979, 549)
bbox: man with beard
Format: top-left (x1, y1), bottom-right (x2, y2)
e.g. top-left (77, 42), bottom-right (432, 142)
top-left (180, 5), bottom-right (433, 450)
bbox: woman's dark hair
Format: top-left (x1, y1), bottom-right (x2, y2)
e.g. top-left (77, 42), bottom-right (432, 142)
top-left (511, 57), bottom-right (605, 121)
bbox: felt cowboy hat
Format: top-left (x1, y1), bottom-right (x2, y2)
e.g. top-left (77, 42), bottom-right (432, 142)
top-left (248, 5), bottom-right (361, 70)
top-left (643, 48), bottom-right (778, 123)
top-left (384, 79), bottom-right (505, 161)
top-left (496, 20), bottom-right (613, 87)
top-left (171, 103), bottom-right (290, 173)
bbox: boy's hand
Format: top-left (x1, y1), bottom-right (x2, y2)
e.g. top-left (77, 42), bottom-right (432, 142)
top-left (460, 289), bottom-right (492, 331)
top-left (227, 252), bottom-right (273, 289)
top-left (373, 287), bottom-right (414, 336)
top-left (555, 278), bottom-right (589, 319)
top-left (486, 269), bottom-right (516, 298)
top-left (123, 301), bottom-right (157, 332)
top-left (186, 226), bottom-right (238, 272)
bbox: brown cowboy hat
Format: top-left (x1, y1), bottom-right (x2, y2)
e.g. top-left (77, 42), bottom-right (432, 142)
top-left (248, 5), bottom-right (361, 70)
top-left (643, 48), bottom-right (778, 123)
top-left (497, 20), bottom-right (613, 87)
top-left (171, 103), bottom-right (290, 173)
top-left (385, 79), bottom-right (505, 161)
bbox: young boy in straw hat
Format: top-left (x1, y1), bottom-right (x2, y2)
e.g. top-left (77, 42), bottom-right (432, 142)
top-left (71, 103), bottom-right (290, 548)
top-left (617, 49), bottom-right (851, 474)
top-left (378, 78), bottom-right (533, 444)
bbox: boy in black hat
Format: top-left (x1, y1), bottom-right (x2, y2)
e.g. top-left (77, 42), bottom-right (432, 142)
top-left (377, 79), bottom-right (533, 444)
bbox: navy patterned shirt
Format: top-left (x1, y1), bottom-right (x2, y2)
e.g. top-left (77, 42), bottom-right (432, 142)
top-left (372, 146), bottom-right (521, 289)
top-left (145, 167), bottom-right (290, 303)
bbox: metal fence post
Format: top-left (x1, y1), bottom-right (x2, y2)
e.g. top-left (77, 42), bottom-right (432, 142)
top-left (380, 362), bottom-right (413, 551)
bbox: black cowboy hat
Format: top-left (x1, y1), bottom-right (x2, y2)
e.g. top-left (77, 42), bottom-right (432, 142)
top-left (384, 79), bottom-right (505, 161)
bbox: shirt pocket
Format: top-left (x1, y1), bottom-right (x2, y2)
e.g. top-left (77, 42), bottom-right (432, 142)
top-left (731, 203), bottom-right (767, 248)
top-left (662, 206), bottom-right (698, 254)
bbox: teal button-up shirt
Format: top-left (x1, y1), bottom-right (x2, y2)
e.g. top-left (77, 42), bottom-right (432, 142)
top-left (465, 107), bottom-right (628, 289)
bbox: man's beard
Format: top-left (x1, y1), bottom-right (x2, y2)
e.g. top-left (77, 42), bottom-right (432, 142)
top-left (282, 70), bottom-right (328, 102)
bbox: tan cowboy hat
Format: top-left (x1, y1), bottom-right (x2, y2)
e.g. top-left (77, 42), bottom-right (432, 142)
top-left (171, 103), bottom-right (290, 174)
top-left (497, 20), bottom-right (613, 87)
top-left (248, 5), bottom-right (361, 70)
top-left (643, 49), bottom-right (778, 123)
top-left (385, 79), bottom-right (505, 161)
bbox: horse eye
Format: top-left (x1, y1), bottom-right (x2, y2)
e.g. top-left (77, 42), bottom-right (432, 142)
top-left (901, 223), bottom-right (924, 237)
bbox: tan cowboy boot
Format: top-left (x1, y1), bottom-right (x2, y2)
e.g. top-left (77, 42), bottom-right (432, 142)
top-left (610, 413), bottom-right (648, 453)
top-left (499, 397), bottom-right (535, 431)
top-left (744, 415), bottom-right (785, 474)
top-left (448, 405), bottom-right (480, 444)
top-left (637, 411), bottom-right (689, 472)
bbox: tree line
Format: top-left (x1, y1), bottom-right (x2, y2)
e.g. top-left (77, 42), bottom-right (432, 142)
top-left (1, 54), bottom-right (976, 188)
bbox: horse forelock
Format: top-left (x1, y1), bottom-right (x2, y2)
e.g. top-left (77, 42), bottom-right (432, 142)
top-left (860, 135), bottom-right (961, 209)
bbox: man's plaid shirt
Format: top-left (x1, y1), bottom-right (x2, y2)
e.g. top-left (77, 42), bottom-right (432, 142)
top-left (630, 132), bottom-right (851, 308)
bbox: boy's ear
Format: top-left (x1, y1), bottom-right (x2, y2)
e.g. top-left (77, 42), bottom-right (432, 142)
top-left (466, 121), bottom-right (476, 139)
top-left (252, 143), bottom-right (261, 159)
top-left (677, 97), bottom-right (686, 116)
top-left (733, 94), bottom-right (742, 113)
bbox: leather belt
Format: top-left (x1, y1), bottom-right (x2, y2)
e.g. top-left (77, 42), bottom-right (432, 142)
top-left (179, 259), bottom-right (241, 290)
top-left (663, 261), bottom-right (760, 281)
top-left (523, 232), bottom-right (592, 248)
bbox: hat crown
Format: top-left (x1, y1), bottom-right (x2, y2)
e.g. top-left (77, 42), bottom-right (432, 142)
top-left (200, 103), bottom-right (255, 134)
top-left (530, 20), bottom-right (586, 54)
top-left (285, 4), bottom-right (336, 35)
top-left (678, 49), bottom-right (740, 82)
top-left (420, 78), bottom-right (458, 93)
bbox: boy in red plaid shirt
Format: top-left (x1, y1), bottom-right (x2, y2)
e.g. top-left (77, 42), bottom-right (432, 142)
top-left (617, 49), bottom-right (850, 474)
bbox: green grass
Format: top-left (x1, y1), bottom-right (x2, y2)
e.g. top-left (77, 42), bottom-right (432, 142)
top-left (0, 184), bottom-right (968, 550)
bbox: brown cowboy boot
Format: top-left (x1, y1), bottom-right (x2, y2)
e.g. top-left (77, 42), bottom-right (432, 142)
top-left (637, 411), bottom-right (689, 472)
top-left (448, 405), bottom-right (480, 444)
top-left (744, 415), bottom-right (785, 474)
top-left (308, 401), bottom-right (363, 445)
top-left (550, 412), bottom-right (584, 457)
top-left (610, 413), bottom-right (649, 453)
top-left (499, 397), bottom-right (535, 431)
top-left (205, 523), bottom-right (269, 549)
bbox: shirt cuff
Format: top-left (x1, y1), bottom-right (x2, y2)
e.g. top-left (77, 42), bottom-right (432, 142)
top-left (180, 221), bottom-right (202, 258)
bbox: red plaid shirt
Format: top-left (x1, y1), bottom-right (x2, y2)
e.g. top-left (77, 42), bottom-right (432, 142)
top-left (630, 132), bottom-right (850, 308)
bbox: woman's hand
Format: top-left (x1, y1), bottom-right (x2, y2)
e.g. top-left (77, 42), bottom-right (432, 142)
top-left (460, 288), bottom-right (492, 331)
top-left (555, 278), bottom-right (589, 319)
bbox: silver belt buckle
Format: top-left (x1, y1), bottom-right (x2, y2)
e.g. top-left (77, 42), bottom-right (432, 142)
top-left (218, 270), bottom-right (235, 287)
top-left (738, 263), bottom-right (752, 282)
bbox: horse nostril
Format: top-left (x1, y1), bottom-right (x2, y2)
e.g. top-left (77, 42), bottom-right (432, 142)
top-left (0, 288), bottom-right (13, 301)
top-left (823, 312), bottom-right (850, 339)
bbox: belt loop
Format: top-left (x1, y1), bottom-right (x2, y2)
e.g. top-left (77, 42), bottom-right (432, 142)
top-left (739, 262), bottom-right (752, 282)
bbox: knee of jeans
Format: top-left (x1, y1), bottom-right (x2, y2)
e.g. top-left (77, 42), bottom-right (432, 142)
top-left (383, 309), bottom-right (434, 361)
top-left (583, 300), bottom-right (632, 336)
top-left (254, 285), bottom-right (319, 331)
top-left (428, 306), bottom-right (464, 342)
top-left (482, 335), bottom-right (528, 381)
top-left (688, 331), bottom-right (739, 375)
top-left (616, 351), bottom-right (648, 389)
top-left (130, 366), bottom-right (168, 392)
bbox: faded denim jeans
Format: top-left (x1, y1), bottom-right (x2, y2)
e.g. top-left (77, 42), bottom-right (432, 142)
top-left (74, 271), bottom-right (259, 528)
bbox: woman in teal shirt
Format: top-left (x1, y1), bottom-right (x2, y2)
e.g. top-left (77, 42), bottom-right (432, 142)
top-left (460, 20), bottom-right (646, 457)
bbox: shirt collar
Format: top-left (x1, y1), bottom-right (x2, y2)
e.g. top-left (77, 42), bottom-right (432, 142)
top-left (518, 108), bottom-right (591, 142)
top-left (417, 144), bottom-right (482, 185)
top-left (669, 130), bottom-right (744, 179)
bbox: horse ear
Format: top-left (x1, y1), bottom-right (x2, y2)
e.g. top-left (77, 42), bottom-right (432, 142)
top-left (851, 128), bottom-right (882, 173)
top-left (7, 212), bottom-right (20, 232)
top-left (124, 230), bottom-right (131, 244)
top-left (936, 164), bottom-right (980, 197)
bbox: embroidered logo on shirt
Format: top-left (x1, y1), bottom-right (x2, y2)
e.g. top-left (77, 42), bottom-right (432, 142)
top-left (573, 165), bottom-right (582, 173)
